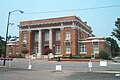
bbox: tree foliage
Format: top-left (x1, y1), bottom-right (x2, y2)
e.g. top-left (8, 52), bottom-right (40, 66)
top-left (99, 51), bottom-right (109, 60)
top-left (0, 36), bottom-right (5, 57)
top-left (112, 18), bottom-right (120, 41)
top-left (106, 37), bottom-right (119, 52)
top-left (21, 49), bottom-right (29, 54)
top-left (7, 35), bottom-right (19, 41)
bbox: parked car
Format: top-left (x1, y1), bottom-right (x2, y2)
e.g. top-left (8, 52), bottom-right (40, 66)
top-left (112, 57), bottom-right (120, 63)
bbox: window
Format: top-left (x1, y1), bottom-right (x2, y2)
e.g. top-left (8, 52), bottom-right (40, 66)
top-left (66, 45), bottom-right (71, 54)
top-left (35, 32), bottom-right (38, 42)
top-left (93, 42), bottom-right (99, 53)
top-left (45, 32), bottom-right (49, 41)
top-left (22, 42), bottom-right (27, 49)
top-left (23, 33), bottom-right (27, 40)
top-left (16, 46), bottom-right (19, 54)
top-left (93, 45), bottom-right (99, 53)
top-left (9, 47), bottom-right (13, 53)
top-left (78, 30), bottom-right (81, 39)
top-left (55, 45), bottom-right (61, 54)
top-left (65, 31), bottom-right (70, 40)
top-left (80, 44), bottom-right (86, 52)
top-left (56, 32), bottom-right (60, 41)
top-left (34, 45), bottom-right (38, 53)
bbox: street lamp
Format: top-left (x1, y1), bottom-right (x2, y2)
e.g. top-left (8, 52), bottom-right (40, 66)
top-left (3, 10), bottom-right (24, 66)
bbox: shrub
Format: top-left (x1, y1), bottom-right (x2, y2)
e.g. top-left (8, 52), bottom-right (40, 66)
top-left (21, 49), bottom-right (29, 54)
top-left (111, 52), bottom-right (120, 57)
top-left (111, 52), bottom-right (118, 57)
top-left (43, 48), bottom-right (53, 55)
top-left (11, 54), bottom-right (24, 58)
top-left (99, 50), bottom-right (109, 60)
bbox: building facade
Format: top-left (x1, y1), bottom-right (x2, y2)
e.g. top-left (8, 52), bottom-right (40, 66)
top-left (6, 41), bottom-right (19, 57)
top-left (18, 15), bottom-right (111, 58)
top-left (79, 37), bottom-right (111, 58)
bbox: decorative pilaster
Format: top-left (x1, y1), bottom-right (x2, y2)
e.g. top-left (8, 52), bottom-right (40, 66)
top-left (60, 23), bottom-right (65, 55)
top-left (27, 30), bottom-right (31, 57)
top-left (38, 30), bottom-right (42, 58)
top-left (49, 29), bottom-right (52, 49)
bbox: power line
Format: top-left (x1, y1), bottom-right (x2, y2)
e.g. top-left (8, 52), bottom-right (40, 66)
top-left (24, 4), bottom-right (120, 14)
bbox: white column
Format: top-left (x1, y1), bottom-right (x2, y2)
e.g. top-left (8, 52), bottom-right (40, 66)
top-left (49, 29), bottom-right (52, 49)
top-left (38, 30), bottom-right (42, 58)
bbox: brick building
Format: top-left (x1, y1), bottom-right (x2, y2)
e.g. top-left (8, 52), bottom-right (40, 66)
top-left (7, 41), bottom-right (19, 57)
top-left (18, 15), bottom-right (111, 58)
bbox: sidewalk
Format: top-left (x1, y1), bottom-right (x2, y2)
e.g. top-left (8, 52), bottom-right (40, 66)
top-left (49, 58), bottom-right (101, 62)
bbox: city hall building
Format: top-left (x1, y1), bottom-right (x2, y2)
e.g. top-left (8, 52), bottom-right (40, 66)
top-left (18, 15), bottom-right (111, 58)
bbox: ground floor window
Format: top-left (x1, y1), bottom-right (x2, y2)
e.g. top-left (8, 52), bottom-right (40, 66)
top-left (16, 46), bottom-right (19, 54)
top-left (66, 45), bottom-right (71, 54)
top-left (93, 45), bottom-right (99, 53)
top-left (55, 45), bottom-right (61, 54)
top-left (9, 47), bottom-right (13, 54)
top-left (34, 45), bottom-right (38, 53)
top-left (80, 44), bottom-right (86, 53)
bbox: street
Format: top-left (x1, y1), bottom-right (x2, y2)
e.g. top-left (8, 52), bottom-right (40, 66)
top-left (0, 58), bottom-right (120, 80)
top-left (4, 58), bottom-right (120, 72)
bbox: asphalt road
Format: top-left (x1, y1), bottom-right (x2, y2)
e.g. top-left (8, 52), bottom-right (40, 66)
top-left (0, 67), bottom-right (120, 80)
top-left (0, 58), bottom-right (120, 80)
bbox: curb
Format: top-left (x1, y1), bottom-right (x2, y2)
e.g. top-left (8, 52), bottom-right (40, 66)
top-left (0, 66), bottom-right (6, 68)
top-left (96, 71), bottom-right (120, 73)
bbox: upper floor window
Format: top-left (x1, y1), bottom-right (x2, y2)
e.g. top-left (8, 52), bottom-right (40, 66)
top-left (45, 32), bottom-right (49, 41)
top-left (56, 32), bottom-right (60, 41)
top-left (78, 30), bottom-right (81, 39)
top-left (23, 33), bottom-right (27, 40)
top-left (35, 32), bottom-right (38, 42)
top-left (65, 31), bottom-right (70, 40)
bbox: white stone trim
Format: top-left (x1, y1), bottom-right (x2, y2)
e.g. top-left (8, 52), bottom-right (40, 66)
top-left (19, 25), bottom-right (75, 31)
top-left (76, 19), bottom-right (92, 32)
top-left (81, 40), bottom-right (105, 43)
top-left (20, 20), bottom-right (75, 27)
top-left (79, 52), bottom-right (87, 54)
top-left (77, 26), bottom-right (90, 35)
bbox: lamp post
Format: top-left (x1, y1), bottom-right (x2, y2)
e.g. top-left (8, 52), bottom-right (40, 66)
top-left (3, 10), bottom-right (24, 66)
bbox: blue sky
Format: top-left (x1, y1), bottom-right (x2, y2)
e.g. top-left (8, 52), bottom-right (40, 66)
top-left (0, 0), bottom-right (120, 41)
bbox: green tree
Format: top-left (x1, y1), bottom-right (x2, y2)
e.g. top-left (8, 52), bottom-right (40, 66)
top-left (0, 36), bottom-right (5, 57)
top-left (112, 18), bottom-right (120, 41)
top-left (0, 36), bottom-right (5, 42)
top-left (106, 37), bottom-right (119, 52)
top-left (7, 35), bottom-right (19, 41)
